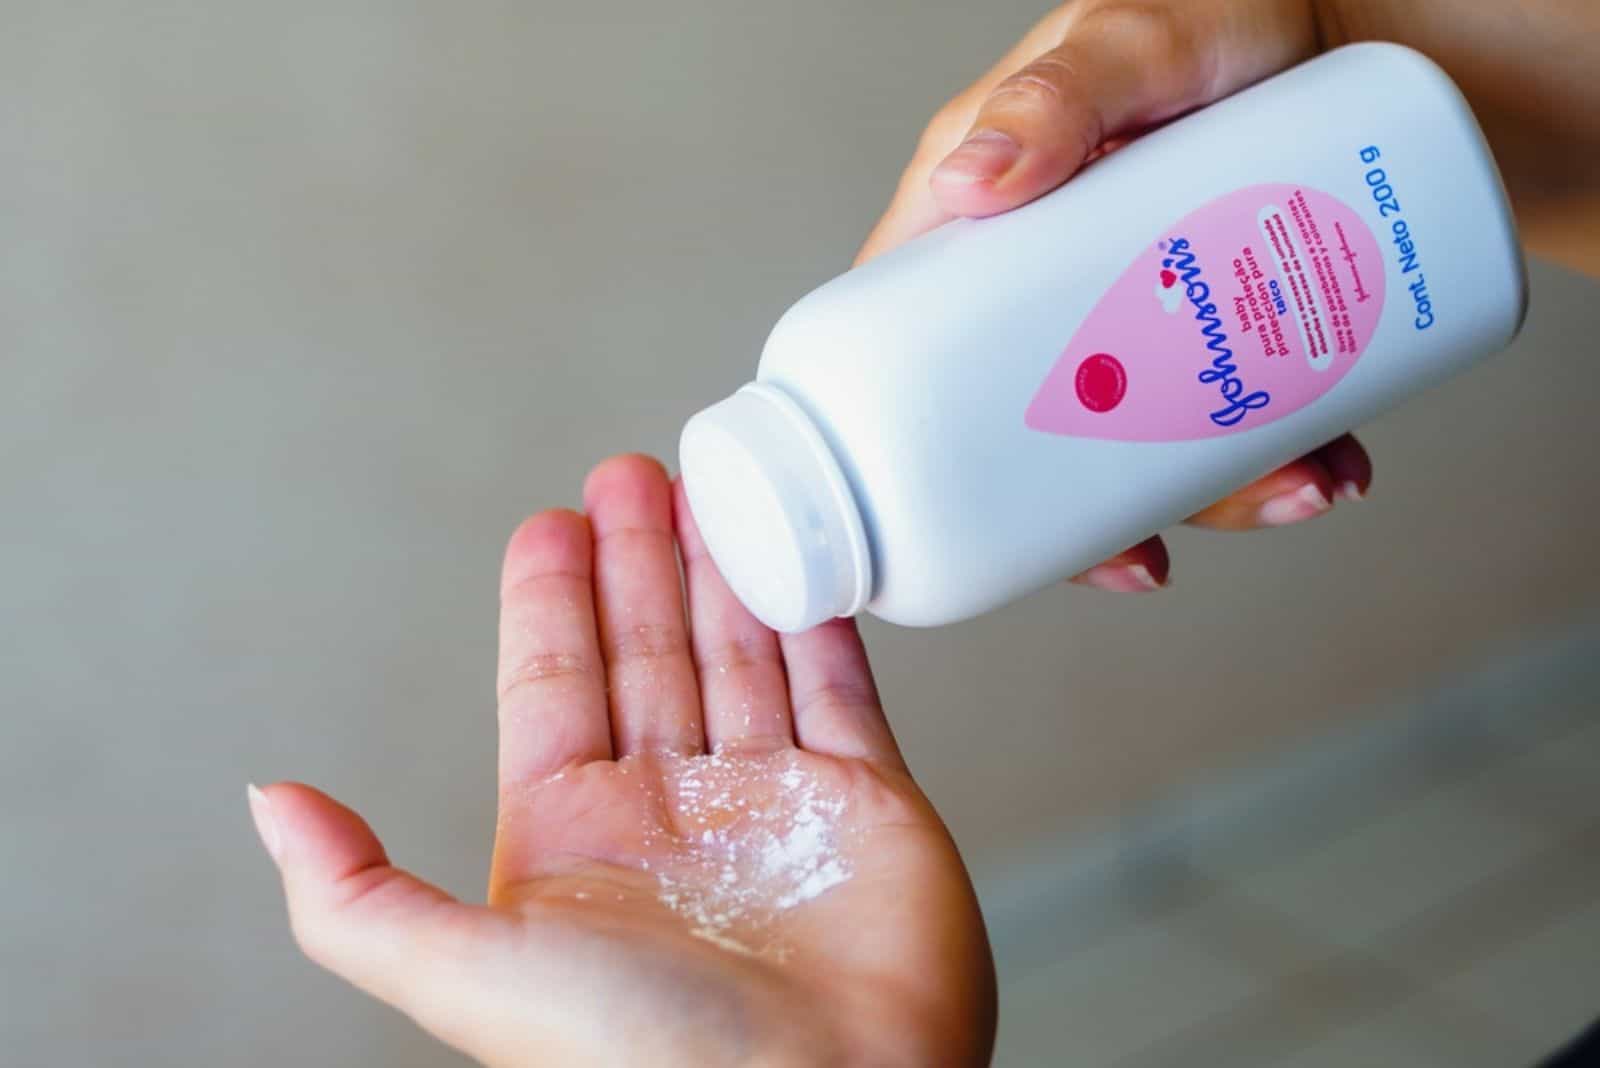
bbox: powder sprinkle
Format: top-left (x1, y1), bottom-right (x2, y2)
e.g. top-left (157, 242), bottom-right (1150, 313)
top-left (640, 752), bottom-right (852, 955)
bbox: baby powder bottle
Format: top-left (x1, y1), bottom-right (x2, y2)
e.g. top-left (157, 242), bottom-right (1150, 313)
top-left (679, 43), bottom-right (1527, 632)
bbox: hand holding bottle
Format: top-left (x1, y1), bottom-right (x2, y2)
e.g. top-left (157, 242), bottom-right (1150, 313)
top-left (853, 0), bottom-right (1600, 596)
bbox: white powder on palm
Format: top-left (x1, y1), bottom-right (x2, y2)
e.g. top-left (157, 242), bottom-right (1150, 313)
top-left (643, 752), bottom-right (851, 953)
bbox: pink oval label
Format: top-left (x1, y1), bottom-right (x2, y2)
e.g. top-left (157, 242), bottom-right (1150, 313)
top-left (1026, 184), bottom-right (1385, 441)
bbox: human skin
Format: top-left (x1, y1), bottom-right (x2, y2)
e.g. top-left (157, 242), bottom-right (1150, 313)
top-left (250, 455), bottom-right (997, 1067)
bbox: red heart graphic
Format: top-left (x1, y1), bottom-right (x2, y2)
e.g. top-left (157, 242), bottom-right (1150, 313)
top-left (1159, 269), bottom-right (1177, 288)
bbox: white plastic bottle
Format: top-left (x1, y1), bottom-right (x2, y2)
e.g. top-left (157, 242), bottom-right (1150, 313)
top-left (679, 43), bottom-right (1526, 633)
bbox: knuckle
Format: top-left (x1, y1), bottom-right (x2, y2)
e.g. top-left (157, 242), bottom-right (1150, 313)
top-left (697, 634), bottom-right (776, 677)
top-left (285, 868), bottom-right (409, 969)
top-left (500, 569), bottom-right (587, 605)
top-left (287, 905), bottom-right (338, 969)
top-left (990, 56), bottom-right (1075, 113)
top-left (497, 651), bottom-right (595, 702)
top-left (604, 622), bottom-right (689, 665)
top-left (986, 54), bottom-right (1102, 160)
top-left (592, 523), bottom-right (672, 553)
top-left (792, 678), bottom-right (880, 719)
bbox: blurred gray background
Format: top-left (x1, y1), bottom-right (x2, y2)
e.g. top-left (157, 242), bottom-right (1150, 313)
top-left (4, 3), bottom-right (1597, 1065)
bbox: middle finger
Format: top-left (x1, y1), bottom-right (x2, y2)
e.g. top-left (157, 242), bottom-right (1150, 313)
top-left (584, 455), bottom-right (703, 756)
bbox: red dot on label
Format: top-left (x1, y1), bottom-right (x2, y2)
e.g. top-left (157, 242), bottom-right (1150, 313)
top-left (1075, 353), bottom-right (1126, 413)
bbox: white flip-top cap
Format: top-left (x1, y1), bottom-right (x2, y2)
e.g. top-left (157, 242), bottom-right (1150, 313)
top-left (679, 382), bottom-right (871, 633)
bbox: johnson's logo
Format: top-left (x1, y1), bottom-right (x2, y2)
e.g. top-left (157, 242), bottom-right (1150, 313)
top-left (1026, 183), bottom-right (1382, 442)
top-left (1161, 237), bottom-right (1272, 428)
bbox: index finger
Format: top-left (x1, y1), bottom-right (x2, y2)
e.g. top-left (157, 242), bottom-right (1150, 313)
top-left (496, 510), bottom-right (612, 789)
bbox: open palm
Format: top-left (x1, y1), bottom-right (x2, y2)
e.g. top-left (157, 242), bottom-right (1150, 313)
top-left (250, 455), bottom-right (995, 1067)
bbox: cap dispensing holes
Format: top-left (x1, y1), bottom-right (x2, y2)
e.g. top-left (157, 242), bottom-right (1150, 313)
top-left (678, 382), bottom-right (872, 633)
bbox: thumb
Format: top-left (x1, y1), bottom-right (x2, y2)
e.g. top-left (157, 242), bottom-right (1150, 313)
top-left (928, 0), bottom-right (1320, 217)
top-left (246, 782), bottom-right (499, 1034)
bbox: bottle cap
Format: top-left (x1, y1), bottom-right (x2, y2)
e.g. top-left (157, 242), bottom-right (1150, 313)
top-left (678, 382), bottom-right (871, 633)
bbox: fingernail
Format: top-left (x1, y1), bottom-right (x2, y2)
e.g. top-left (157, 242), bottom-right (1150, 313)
top-left (247, 783), bottom-right (283, 865)
top-left (1258, 483), bottom-right (1332, 526)
top-left (1335, 480), bottom-right (1366, 503)
top-left (1083, 562), bottom-right (1164, 593)
top-left (931, 130), bottom-right (1020, 186)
